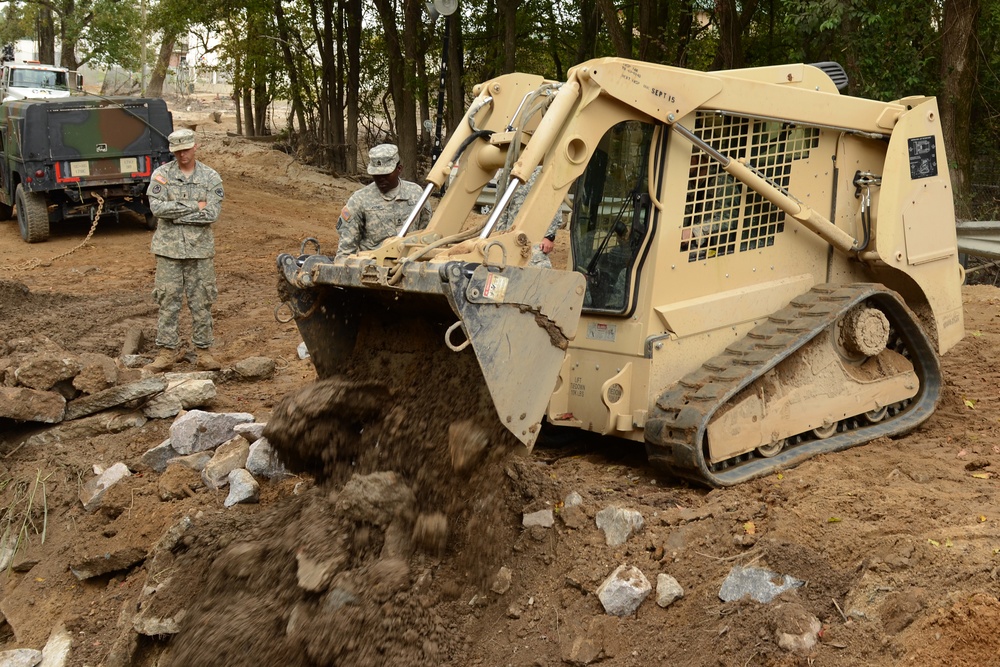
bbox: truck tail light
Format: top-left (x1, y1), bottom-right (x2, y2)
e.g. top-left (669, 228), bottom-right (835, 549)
top-left (34, 169), bottom-right (44, 178)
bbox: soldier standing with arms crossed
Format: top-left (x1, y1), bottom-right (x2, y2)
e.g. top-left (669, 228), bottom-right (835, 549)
top-left (335, 144), bottom-right (431, 259)
top-left (145, 128), bottom-right (225, 372)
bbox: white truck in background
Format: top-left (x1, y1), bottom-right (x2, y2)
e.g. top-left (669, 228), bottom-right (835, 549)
top-left (0, 46), bottom-right (81, 102)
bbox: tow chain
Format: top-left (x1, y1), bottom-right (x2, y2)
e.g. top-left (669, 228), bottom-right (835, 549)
top-left (0, 193), bottom-right (104, 273)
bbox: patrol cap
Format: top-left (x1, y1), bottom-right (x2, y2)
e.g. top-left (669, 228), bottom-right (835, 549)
top-left (168, 129), bottom-right (196, 152)
top-left (367, 144), bottom-right (400, 175)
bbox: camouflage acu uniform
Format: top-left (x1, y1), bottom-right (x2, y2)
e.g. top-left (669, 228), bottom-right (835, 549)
top-left (335, 180), bottom-right (431, 259)
top-left (495, 166), bottom-right (561, 267)
top-left (147, 160), bottom-right (224, 350)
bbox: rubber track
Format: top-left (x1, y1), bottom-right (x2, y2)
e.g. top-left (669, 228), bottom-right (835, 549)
top-left (644, 283), bottom-right (942, 487)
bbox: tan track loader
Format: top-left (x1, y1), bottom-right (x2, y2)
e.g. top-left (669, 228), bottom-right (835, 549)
top-left (275, 58), bottom-right (964, 487)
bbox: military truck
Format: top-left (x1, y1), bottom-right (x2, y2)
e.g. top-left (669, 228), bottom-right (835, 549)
top-left (0, 95), bottom-right (174, 243)
top-left (275, 58), bottom-right (964, 487)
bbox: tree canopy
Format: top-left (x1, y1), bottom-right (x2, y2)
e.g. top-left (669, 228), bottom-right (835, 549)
top-left (3, 0), bottom-right (998, 214)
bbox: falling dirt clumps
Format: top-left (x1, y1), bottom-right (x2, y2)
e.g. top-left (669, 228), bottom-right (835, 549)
top-left (163, 317), bottom-right (531, 666)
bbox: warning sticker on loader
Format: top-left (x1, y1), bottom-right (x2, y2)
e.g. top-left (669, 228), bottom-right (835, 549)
top-left (481, 273), bottom-right (508, 301)
top-left (586, 322), bottom-right (618, 342)
top-left (908, 135), bottom-right (938, 179)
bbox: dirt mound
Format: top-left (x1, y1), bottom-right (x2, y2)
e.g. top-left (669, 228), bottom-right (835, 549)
top-left (163, 316), bottom-right (529, 665)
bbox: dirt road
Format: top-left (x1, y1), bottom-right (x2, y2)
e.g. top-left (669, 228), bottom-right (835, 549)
top-left (0, 111), bottom-right (998, 667)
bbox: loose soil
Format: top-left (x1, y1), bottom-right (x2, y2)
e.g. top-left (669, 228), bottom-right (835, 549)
top-left (0, 100), bottom-right (999, 667)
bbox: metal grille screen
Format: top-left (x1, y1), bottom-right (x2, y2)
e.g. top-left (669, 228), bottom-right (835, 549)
top-left (681, 113), bottom-right (820, 262)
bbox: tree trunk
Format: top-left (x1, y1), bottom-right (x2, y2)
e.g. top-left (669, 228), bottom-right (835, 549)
top-left (674, 0), bottom-right (695, 66)
top-left (638, 0), bottom-right (667, 63)
top-left (596, 0), bottom-right (630, 58)
top-left (145, 33), bottom-right (177, 99)
top-left (243, 89), bottom-right (255, 137)
top-left (576, 0), bottom-right (600, 63)
top-left (333, 0), bottom-right (346, 170)
top-left (940, 0), bottom-right (980, 216)
top-left (38, 7), bottom-right (55, 64)
top-left (445, 11), bottom-right (465, 141)
top-left (275, 0), bottom-right (308, 135)
top-left (373, 0), bottom-right (419, 179)
top-left (346, 0), bottom-right (361, 173)
top-left (710, 0), bottom-right (758, 70)
top-left (499, 0), bottom-right (519, 73)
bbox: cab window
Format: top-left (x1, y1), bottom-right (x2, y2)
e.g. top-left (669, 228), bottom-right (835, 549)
top-left (570, 120), bottom-right (655, 314)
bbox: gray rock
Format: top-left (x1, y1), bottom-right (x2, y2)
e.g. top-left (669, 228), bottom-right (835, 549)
top-left (233, 356), bottom-right (275, 379)
top-left (70, 546), bottom-right (146, 580)
top-left (224, 469), bottom-right (259, 507)
top-left (72, 352), bottom-right (118, 395)
top-left (133, 613), bottom-right (184, 637)
top-left (234, 422), bottom-right (266, 442)
top-left (246, 437), bottom-right (288, 479)
top-left (564, 491), bottom-right (583, 507)
top-left (202, 437), bottom-right (250, 489)
top-left (166, 451), bottom-right (213, 472)
top-left (595, 506), bottom-right (645, 547)
top-left (143, 377), bottom-right (216, 419)
top-left (64, 376), bottom-right (167, 421)
top-left (79, 462), bottom-right (131, 512)
top-left (523, 509), bottom-right (554, 528)
top-left (40, 625), bottom-right (72, 667)
top-left (14, 352), bottom-right (80, 390)
top-left (119, 354), bottom-right (148, 369)
top-left (596, 564), bottom-right (651, 617)
top-left (0, 648), bottom-right (42, 667)
top-left (139, 439), bottom-right (178, 473)
top-left (19, 410), bottom-right (146, 448)
top-left (0, 386), bottom-right (65, 423)
top-left (169, 409), bottom-right (255, 455)
top-left (719, 565), bottom-right (804, 603)
top-left (162, 370), bottom-right (218, 382)
top-left (655, 573), bottom-right (684, 607)
top-left (297, 341), bottom-right (310, 359)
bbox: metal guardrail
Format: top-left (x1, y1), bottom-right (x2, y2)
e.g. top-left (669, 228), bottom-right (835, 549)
top-left (956, 220), bottom-right (1000, 260)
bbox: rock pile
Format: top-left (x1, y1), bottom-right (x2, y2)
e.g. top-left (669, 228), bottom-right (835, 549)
top-left (0, 335), bottom-right (219, 428)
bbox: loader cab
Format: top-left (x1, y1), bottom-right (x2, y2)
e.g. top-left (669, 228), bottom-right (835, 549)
top-left (571, 120), bottom-right (656, 314)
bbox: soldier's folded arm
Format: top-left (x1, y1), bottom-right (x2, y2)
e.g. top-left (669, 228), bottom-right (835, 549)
top-left (149, 196), bottom-right (201, 221)
top-left (172, 178), bottom-right (225, 225)
top-left (335, 216), bottom-right (362, 259)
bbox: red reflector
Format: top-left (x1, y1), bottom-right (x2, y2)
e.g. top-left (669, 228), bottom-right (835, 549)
top-left (34, 169), bottom-right (44, 178)
top-left (24, 176), bottom-right (32, 183)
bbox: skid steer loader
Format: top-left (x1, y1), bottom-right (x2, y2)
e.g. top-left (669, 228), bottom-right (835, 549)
top-left (275, 58), bottom-right (964, 487)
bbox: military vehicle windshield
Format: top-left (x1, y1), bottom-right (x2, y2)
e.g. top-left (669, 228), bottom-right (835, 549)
top-left (571, 120), bottom-right (655, 314)
top-left (11, 68), bottom-right (69, 90)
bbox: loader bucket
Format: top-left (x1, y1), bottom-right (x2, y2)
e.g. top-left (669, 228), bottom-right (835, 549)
top-left (276, 252), bottom-right (587, 449)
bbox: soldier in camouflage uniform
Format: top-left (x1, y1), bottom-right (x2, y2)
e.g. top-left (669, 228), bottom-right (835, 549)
top-left (495, 166), bottom-right (561, 267)
top-left (335, 144), bottom-right (431, 259)
top-left (145, 128), bottom-right (225, 372)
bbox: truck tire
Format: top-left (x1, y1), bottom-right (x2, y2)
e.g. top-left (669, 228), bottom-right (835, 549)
top-left (145, 212), bottom-right (158, 230)
top-left (16, 184), bottom-right (50, 243)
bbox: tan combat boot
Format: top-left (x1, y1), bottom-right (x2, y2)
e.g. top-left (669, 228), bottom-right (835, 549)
top-left (145, 347), bottom-right (181, 373)
top-left (196, 349), bottom-right (221, 371)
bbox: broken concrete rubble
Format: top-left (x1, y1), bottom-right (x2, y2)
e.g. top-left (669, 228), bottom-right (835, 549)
top-left (596, 564), bottom-right (651, 616)
top-left (202, 436), bottom-right (250, 489)
top-left (0, 386), bottom-right (65, 423)
top-left (169, 409), bottom-right (255, 454)
top-left (80, 461), bottom-right (131, 512)
top-left (64, 376), bottom-right (167, 420)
